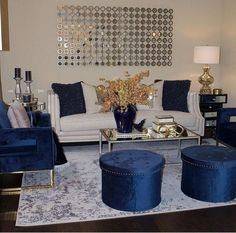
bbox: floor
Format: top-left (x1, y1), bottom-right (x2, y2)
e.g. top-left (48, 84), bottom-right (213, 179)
top-left (1, 174), bottom-right (236, 232)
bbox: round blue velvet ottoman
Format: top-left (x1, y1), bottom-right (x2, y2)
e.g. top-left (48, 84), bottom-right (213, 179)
top-left (181, 145), bottom-right (236, 202)
top-left (99, 149), bottom-right (165, 211)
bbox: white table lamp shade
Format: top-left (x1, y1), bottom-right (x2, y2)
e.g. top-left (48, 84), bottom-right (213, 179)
top-left (194, 46), bottom-right (220, 64)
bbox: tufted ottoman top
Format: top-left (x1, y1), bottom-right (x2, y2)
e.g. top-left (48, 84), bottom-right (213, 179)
top-left (100, 149), bottom-right (165, 175)
top-left (182, 145), bottom-right (236, 169)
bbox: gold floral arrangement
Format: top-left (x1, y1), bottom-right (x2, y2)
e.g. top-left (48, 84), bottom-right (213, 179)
top-left (96, 70), bottom-right (156, 112)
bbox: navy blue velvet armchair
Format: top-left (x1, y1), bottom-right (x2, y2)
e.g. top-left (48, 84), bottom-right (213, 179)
top-left (0, 112), bottom-right (55, 191)
top-left (216, 108), bottom-right (236, 147)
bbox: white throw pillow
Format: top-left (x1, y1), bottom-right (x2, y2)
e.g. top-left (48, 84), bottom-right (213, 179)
top-left (153, 80), bottom-right (163, 111)
top-left (7, 101), bottom-right (31, 128)
top-left (82, 82), bottom-right (101, 114)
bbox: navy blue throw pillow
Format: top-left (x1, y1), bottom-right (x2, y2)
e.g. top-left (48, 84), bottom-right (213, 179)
top-left (162, 80), bottom-right (191, 112)
top-left (52, 82), bottom-right (86, 117)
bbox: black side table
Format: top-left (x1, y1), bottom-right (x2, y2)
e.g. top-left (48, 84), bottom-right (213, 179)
top-left (199, 94), bottom-right (227, 138)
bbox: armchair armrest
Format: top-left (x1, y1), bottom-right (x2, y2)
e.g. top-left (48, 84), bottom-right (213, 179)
top-left (217, 108), bottom-right (236, 124)
top-left (216, 108), bottom-right (236, 137)
top-left (0, 127), bottom-right (55, 172)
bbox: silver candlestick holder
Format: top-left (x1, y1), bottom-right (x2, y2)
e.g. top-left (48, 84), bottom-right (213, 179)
top-left (23, 80), bottom-right (33, 103)
top-left (25, 80), bottom-right (32, 95)
top-left (14, 76), bottom-right (23, 101)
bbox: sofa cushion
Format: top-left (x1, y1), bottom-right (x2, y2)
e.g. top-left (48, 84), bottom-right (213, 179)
top-left (153, 80), bottom-right (163, 111)
top-left (162, 80), bottom-right (191, 112)
top-left (60, 112), bottom-right (116, 131)
top-left (60, 109), bottom-right (197, 132)
top-left (52, 82), bottom-right (86, 117)
top-left (82, 82), bottom-right (101, 114)
top-left (7, 101), bottom-right (31, 128)
top-left (0, 100), bottom-right (11, 128)
top-left (135, 110), bottom-right (197, 129)
top-left (137, 80), bottom-right (162, 111)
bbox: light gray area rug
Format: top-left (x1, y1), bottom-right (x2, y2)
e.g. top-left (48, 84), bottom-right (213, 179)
top-left (16, 139), bottom-right (236, 227)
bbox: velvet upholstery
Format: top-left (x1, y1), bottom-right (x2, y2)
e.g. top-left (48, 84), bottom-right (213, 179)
top-left (0, 100), bottom-right (11, 128)
top-left (162, 80), bottom-right (191, 112)
top-left (0, 112), bottom-right (55, 173)
top-left (100, 150), bottom-right (165, 211)
top-left (181, 145), bottom-right (236, 202)
top-left (216, 108), bottom-right (236, 147)
top-left (51, 82), bottom-right (86, 117)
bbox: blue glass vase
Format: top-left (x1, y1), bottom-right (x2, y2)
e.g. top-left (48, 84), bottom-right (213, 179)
top-left (113, 105), bottom-right (136, 133)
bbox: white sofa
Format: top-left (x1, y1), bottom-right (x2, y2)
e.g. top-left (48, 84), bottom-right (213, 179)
top-left (48, 89), bottom-right (204, 143)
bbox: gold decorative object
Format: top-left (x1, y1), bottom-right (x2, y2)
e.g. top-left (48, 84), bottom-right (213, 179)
top-left (154, 123), bottom-right (185, 138)
top-left (198, 65), bottom-right (214, 94)
top-left (213, 88), bottom-right (223, 95)
top-left (104, 128), bottom-right (149, 140)
top-left (194, 46), bottom-right (220, 94)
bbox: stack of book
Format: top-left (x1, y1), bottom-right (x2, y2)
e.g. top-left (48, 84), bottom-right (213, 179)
top-left (154, 115), bottom-right (174, 124)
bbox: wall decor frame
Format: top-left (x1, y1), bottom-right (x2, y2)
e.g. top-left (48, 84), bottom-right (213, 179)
top-left (57, 5), bottom-right (174, 67)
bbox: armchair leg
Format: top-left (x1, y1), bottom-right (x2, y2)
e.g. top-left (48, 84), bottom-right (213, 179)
top-left (0, 169), bottom-right (54, 195)
top-left (22, 169), bottom-right (54, 190)
top-left (50, 169), bottom-right (54, 188)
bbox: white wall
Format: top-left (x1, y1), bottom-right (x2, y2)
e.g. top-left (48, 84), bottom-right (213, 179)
top-left (221, 0), bottom-right (236, 107)
top-left (0, 0), bottom-right (222, 104)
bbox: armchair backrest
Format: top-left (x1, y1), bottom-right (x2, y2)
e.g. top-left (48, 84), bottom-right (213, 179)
top-left (216, 108), bottom-right (236, 146)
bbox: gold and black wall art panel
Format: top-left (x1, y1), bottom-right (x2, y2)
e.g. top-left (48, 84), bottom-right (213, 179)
top-left (57, 5), bottom-right (174, 67)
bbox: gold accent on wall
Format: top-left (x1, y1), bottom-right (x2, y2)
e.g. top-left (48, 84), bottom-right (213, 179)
top-left (0, 66), bottom-right (2, 100)
top-left (0, 0), bottom-right (10, 51)
top-left (0, 0), bottom-right (10, 100)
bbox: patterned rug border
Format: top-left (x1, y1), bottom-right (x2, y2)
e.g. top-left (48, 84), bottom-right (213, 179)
top-left (16, 192), bottom-right (236, 227)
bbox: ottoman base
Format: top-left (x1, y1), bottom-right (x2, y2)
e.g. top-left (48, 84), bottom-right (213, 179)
top-left (181, 145), bottom-right (236, 203)
top-left (181, 162), bottom-right (236, 202)
top-left (102, 170), bottom-right (162, 211)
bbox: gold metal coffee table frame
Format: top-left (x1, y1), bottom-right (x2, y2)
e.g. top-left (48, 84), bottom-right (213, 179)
top-left (99, 126), bottom-right (201, 156)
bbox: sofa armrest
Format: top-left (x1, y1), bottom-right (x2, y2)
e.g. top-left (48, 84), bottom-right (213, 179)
top-left (48, 90), bottom-right (61, 133)
top-left (187, 91), bottom-right (205, 136)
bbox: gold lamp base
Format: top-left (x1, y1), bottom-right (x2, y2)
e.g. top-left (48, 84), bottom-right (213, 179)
top-left (198, 65), bottom-right (214, 94)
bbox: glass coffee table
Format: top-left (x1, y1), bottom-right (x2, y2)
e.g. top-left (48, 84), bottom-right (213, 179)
top-left (99, 126), bottom-right (201, 156)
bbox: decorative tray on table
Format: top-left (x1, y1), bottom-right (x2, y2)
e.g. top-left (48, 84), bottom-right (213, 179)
top-left (103, 128), bottom-right (150, 140)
